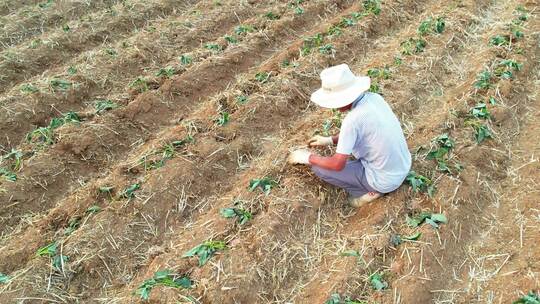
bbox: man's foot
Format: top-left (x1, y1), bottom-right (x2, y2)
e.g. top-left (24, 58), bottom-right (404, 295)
top-left (348, 192), bottom-right (382, 208)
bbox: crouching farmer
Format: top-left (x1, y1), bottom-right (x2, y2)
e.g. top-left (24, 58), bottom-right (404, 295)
top-left (288, 64), bottom-right (411, 208)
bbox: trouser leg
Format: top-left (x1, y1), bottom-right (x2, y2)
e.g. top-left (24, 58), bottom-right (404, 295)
top-left (311, 160), bottom-right (376, 198)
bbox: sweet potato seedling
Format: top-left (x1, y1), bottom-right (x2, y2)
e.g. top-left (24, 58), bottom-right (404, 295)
top-left (155, 66), bottom-right (176, 78)
top-left (37, 242), bottom-right (57, 257)
top-left (94, 99), bottom-right (119, 114)
top-left (427, 133), bottom-right (455, 173)
top-left (0, 168), bottom-right (16, 182)
top-left (255, 72), bottom-right (270, 83)
top-left (489, 34), bottom-right (510, 46)
top-left (367, 67), bottom-right (391, 79)
top-left (301, 33), bottom-right (324, 56)
top-left (67, 66), bottom-right (77, 75)
top-left (494, 59), bottom-right (523, 80)
top-left (20, 83), bottom-right (39, 94)
top-left (129, 77), bottom-right (149, 93)
top-left (136, 269), bottom-right (192, 300)
top-left (236, 95), bottom-right (248, 105)
top-left (325, 293), bottom-right (366, 304)
top-left (86, 205), bottom-right (101, 214)
top-left (139, 137), bottom-right (193, 171)
top-left (180, 54), bottom-right (193, 65)
top-left (224, 35), bottom-right (238, 44)
top-left (183, 240), bottom-right (227, 266)
top-left (120, 183), bottom-right (140, 199)
top-left (215, 111), bottom-right (230, 126)
top-left (63, 217), bottom-right (81, 236)
top-left (52, 254), bottom-right (69, 271)
top-left (249, 177), bottom-right (277, 195)
top-left (0, 273), bottom-right (9, 284)
top-left (513, 292), bottom-right (540, 304)
top-left (417, 17), bottom-right (445, 36)
top-left (38, 0), bottom-right (54, 9)
top-left (406, 171), bottom-right (435, 197)
top-left (406, 212), bottom-right (447, 229)
top-left (363, 0), bottom-right (381, 15)
top-left (2, 149), bottom-right (23, 171)
top-left (465, 120), bottom-right (492, 143)
top-left (220, 203), bottom-right (252, 225)
top-left (400, 37), bottom-right (426, 55)
top-left (390, 231), bottom-right (422, 246)
top-left (26, 112), bottom-right (81, 145)
top-left (104, 48), bottom-right (118, 57)
top-left (369, 272), bottom-right (388, 291)
top-left (318, 44), bottom-right (335, 55)
top-left (474, 70), bottom-right (493, 89)
top-left (50, 79), bottom-right (72, 91)
top-left (234, 25), bottom-right (254, 35)
top-left (205, 43), bottom-right (223, 53)
top-left (470, 103), bottom-right (491, 119)
top-left (264, 12), bottom-right (280, 20)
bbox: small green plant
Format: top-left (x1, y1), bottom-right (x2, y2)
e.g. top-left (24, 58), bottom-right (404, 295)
top-left (363, 0), bottom-right (381, 15)
top-left (129, 77), bottom-right (149, 92)
top-left (494, 59), bottom-right (523, 79)
top-left (0, 273), bottom-right (10, 284)
top-left (426, 134), bottom-right (455, 173)
top-left (367, 67), bottom-right (391, 79)
top-left (224, 35), bottom-right (238, 44)
top-left (86, 205), bottom-right (102, 214)
top-left (255, 71), bottom-right (270, 83)
top-left (50, 79), bottom-right (72, 91)
top-left (205, 43), bottom-right (223, 53)
top-left (406, 212), bottom-right (448, 228)
top-left (489, 34), bottom-right (510, 46)
top-left (136, 269), bottom-right (192, 300)
top-left (52, 254), bottom-right (69, 271)
top-left (220, 203), bottom-right (252, 225)
top-left (62, 24), bottom-right (70, 32)
top-left (406, 171), bottom-right (435, 197)
top-left (470, 103), bottom-right (491, 119)
top-left (155, 66), bottom-right (176, 78)
top-left (400, 37), bottom-right (426, 55)
top-left (38, 0), bottom-right (54, 9)
top-left (120, 183), bottom-right (140, 199)
top-left (368, 82), bottom-right (380, 93)
top-left (318, 44), bottom-right (334, 55)
top-left (369, 272), bottom-right (388, 291)
top-left (26, 112), bottom-right (81, 145)
top-left (63, 217), bottom-right (81, 236)
top-left (294, 6), bottom-right (304, 15)
top-left (325, 293), bottom-right (366, 304)
top-left (417, 17), bottom-right (445, 36)
top-left (390, 231), bottom-right (422, 246)
top-left (474, 70), bottom-right (493, 89)
top-left (67, 66), bottom-right (77, 75)
top-left (264, 12), bottom-right (280, 20)
top-left (20, 83), bottom-right (39, 94)
top-left (180, 54), bottom-right (193, 65)
top-left (327, 25), bottom-right (343, 36)
top-left (339, 17), bottom-right (356, 28)
top-left (104, 48), bottom-right (117, 56)
top-left (182, 240), bottom-right (227, 266)
top-left (139, 137), bottom-right (193, 171)
top-left (321, 110), bottom-right (343, 136)
top-left (0, 168), bottom-right (16, 182)
top-left (514, 292), bottom-right (540, 304)
top-left (234, 24), bottom-right (254, 35)
top-left (301, 33), bottom-right (324, 55)
top-left (2, 149), bottom-right (23, 171)
top-left (37, 242), bottom-right (57, 257)
top-left (215, 111), bottom-right (230, 126)
top-left (249, 177), bottom-right (277, 195)
top-left (94, 99), bottom-right (119, 114)
top-left (466, 120), bottom-right (492, 143)
top-left (236, 95), bottom-right (248, 105)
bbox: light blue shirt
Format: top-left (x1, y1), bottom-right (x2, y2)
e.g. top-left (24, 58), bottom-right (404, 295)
top-left (336, 92), bottom-right (412, 193)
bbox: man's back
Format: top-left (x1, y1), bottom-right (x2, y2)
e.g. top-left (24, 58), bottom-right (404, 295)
top-left (336, 92), bottom-right (412, 193)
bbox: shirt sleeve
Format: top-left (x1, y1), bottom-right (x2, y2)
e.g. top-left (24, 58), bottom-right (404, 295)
top-left (336, 117), bottom-right (357, 155)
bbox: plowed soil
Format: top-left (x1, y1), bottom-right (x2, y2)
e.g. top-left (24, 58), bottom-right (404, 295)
top-left (0, 0), bottom-right (539, 303)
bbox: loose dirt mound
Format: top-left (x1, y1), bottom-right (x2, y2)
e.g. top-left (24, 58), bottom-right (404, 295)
top-left (0, 0), bottom-right (538, 303)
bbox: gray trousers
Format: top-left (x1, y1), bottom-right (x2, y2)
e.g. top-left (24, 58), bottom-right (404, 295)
top-left (311, 160), bottom-right (377, 198)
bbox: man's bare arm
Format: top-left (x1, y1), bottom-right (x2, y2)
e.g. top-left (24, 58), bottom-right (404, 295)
top-left (309, 152), bottom-right (348, 171)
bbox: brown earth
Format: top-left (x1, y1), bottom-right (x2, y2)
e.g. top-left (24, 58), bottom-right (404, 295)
top-left (0, 0), bottom-right (538, 303)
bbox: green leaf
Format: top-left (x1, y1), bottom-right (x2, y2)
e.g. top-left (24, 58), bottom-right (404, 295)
top-left (86, 205), bottom-right (101, 214)
top-left (390, 234), bottom-right (402, 246)
top-left (402, 231), bottom-right (422, 241)
top-left (513, 292), bottom-right (540, 304)
top-left (425, 218), bottom-right (439, 228)
top-left (0, 273), bottom-right (10, 284)
top-left (340, 250), bottom-right (360, 257)
top-left (174, 276), bottom-right (193, 289)
top-left (220, 208), bottom-right (236, 218)
top-left (369, 273), bottom-right (388, 291)
top-left (37, 242), bottom-right (57, 257)
top-left (52, 254), bottom-right (69, 270)
top-left (430, 213), bottom-right (447, 224)
top-left (180, 54), bottom-right (193, 65)
top-left (120, 183), bottom-right (140, 199)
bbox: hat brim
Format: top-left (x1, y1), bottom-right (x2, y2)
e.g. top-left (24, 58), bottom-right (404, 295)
top-left (310, 76), bottom-right (371, 109)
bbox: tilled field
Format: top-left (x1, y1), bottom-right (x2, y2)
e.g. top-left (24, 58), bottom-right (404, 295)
top-left (0, 0), bottom-right (539, 303)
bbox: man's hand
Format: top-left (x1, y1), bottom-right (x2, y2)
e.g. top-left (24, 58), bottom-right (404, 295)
top-left (288, 149), bottom-right (312, 165)
top-left (308, 135), bottom-right (333, 147)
